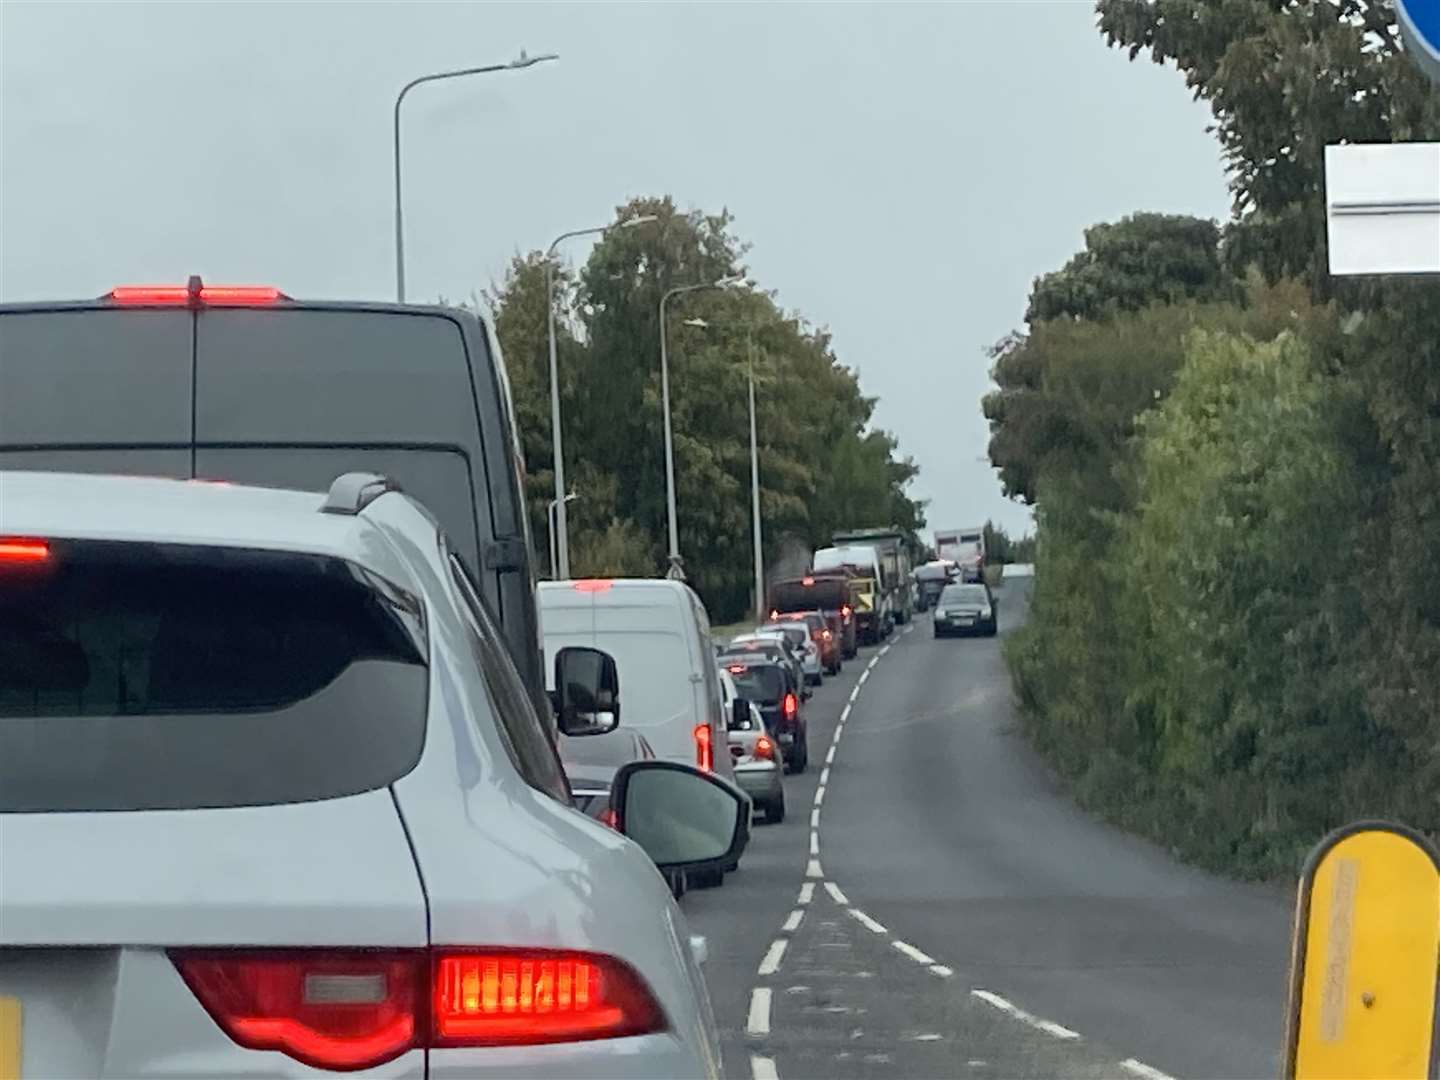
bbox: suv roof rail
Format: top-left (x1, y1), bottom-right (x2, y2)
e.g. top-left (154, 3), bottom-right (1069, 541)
top-left (320, 472), bottom-right (401, 516)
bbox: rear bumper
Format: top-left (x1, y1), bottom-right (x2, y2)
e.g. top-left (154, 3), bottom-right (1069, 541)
top-left (433, 1033), bottom-right (715, 1078)
top-left (732, 761), bottom-right (784, 803)
top-left (934, 615), bottom-right (994, 635)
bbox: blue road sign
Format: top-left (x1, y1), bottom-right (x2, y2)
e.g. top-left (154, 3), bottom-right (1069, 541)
top-left (1397, 0), bottom-right (1440, 84)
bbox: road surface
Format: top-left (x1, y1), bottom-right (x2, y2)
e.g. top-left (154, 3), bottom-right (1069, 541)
top-left (685, 578), bottom-right (1294, 1079)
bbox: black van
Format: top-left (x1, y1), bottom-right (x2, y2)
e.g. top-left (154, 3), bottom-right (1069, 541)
top-left (0, 278), bottom-right (544, 696)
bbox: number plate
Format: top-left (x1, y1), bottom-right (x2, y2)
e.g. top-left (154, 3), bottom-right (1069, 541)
top-left (958, 618), bottom-right (974, 626)
top-left (0, 996), bottom-right (20, 1080)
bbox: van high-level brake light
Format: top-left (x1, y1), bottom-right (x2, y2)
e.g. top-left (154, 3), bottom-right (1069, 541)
top-left (107, 278), bottom-right (286, 307)
top-left (0, 538), bottom-right (50, 563)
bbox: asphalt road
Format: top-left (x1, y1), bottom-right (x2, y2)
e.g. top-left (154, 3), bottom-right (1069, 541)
top-left (683, 577), bottom-right (1294, 1079)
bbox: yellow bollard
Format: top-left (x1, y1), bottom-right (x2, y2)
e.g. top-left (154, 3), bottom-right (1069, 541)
top-left (1284, 821), bottom-right (1440, 1079)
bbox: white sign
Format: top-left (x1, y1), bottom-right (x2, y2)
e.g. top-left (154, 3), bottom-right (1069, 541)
top-left (1324, 143), bottom-right (1440, 276)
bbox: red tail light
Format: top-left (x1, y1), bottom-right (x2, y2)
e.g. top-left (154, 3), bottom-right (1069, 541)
top-left (573, 579), bottom-right (614, 593)
top-left (782, 692), bottom-right (798, 722)
top-left (172, 950), bottom-right (422, 1071)
top-left (841, 605), bottom-right (852, 619)
top-left (172, 948), bottom-right (666, 1070)
top-left (694, 723), bottom-right (713, 772)
top-left (753, 734), bottom-right (775, 761)
top-left (0, 538), bottom-right (50, 563)
top-left (434, 951), bottom-right (663, 1046)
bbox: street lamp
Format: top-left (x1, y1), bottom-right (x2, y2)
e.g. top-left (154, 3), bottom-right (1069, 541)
top-left (658, 275), bottom-right (744, 577)
top-left (680, 315), bottom-right (765, 622)
top-left (547, 491), bottom-right (580, 579)
top-left (392, 50), bottom-right (558, 302)
top-left (545, 214), bottom-right (657, 579)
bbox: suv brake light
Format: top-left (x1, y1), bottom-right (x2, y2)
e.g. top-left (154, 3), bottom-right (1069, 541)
top-left (753, 734), bottom-right (775, 761)
top-left (171, 948), bottom-right (665, 1070)
top-left (782, 692), bottom-right (798, 722)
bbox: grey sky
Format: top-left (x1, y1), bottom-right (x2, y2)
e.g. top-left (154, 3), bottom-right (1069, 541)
top-left (0, 1), bottom-right (1229, 537)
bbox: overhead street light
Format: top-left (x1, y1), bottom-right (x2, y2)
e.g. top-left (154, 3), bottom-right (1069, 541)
top-left (680, 312), bottom-right (767, 622)
top-left (658, 275), bottom-right (744, 576)
top-left (392, 50), bottom-right (558, 302)
top-left (545, 213), bottom-right (658, 579)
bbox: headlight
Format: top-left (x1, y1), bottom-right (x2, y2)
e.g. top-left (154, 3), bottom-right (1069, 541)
top-left (981, 607), bottom-right (991, 617)
top-left (934, 609), bottom-right (946, 618)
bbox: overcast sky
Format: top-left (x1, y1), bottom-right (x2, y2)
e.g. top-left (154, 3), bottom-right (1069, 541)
top-left (0, 1), bottom-right (1230, 536)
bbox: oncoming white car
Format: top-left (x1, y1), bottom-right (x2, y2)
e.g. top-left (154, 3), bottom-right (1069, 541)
top-left (0, 471), bottom-right (746, 1079)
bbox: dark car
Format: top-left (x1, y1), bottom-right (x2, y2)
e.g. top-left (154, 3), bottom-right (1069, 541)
top-left (932, 581), bottom-right (998, 637)
top-left (721, 658), bottom-right (808, 773)
top-left (723, 636), bottom-right (808, 699)
top-left (767, 573), bottom-right (858, 660)
top-left (559, 729), bottom-right (656, 822)
top-left (914, 560), bottom-right (958, 612)
top-left (0, 280), bottom-right (545, 702)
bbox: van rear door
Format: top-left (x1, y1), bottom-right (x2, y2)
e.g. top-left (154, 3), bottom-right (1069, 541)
top-left (0, 307), bottom-right (192, 477)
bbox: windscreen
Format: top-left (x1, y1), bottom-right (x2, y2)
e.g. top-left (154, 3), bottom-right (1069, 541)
top-left (941, 585), bottom-right (989, 606)
top-left (0, 540), bottom-right (428, 811)
top-left (729, 666), bottom-right (784, 705)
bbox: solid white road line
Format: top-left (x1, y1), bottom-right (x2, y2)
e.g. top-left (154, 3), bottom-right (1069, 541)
top-left (971, 989), bottom-right (1082, 1043)
top-left (806, 858), bottom-right (823, 878)
top-left (797, 882), bottom-right (815, 905)
top-left (758, 939), bottom-right (788, 976)
top-left (809, 831), bottom-right (819, 855)
top-left (746, 988), bottom-right (772, 1036)
top-left (823, 881), bottom-right (849, 905)
top-left (782, 909), bottom-right (804, 933)
top-left (810, 808), bottom-right (820, 828)
top-left (819, 765), bottom-right (831, 784)
top-left (892, 940), bottom-right (936, 965)
top-left (928, 964), bottom-right (954, 978)
top-left (1121, 1060), bottom-right (1178, 1080)
top-left (751, 1054), bottom-right (780, 1080)
top-left (848, 908), bottom-right (888, 934)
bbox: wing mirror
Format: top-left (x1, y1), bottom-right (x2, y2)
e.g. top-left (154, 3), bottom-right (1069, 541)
top-left (609, 761), bottom-right (749, 873)
top-left (552, 646), bottom-right (620, 736)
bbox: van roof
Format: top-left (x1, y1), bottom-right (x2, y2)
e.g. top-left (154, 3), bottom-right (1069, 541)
top-left (538, 578), bottom-right (692, 608)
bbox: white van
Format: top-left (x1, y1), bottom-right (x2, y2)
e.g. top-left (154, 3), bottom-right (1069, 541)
top-left (538, 579), bottom-right (736, 784)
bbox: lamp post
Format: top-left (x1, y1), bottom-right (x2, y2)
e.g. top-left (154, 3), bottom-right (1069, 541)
top-left (392, 50), bottom-right (558, 302)
top-left (547, 491), bottom-right (579, 579)
top-left (658, 275), bottom-right (743, 577)
top-left (545, 214), bottom-right (657, 579)
top-left (680, 315), bottom-right (765, 622)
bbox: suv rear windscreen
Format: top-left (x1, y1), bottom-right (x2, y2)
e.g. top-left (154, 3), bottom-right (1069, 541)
top-left (0, 540), bottom-right (427, 812)
top-left (727, 666), bottom-right (784, 704)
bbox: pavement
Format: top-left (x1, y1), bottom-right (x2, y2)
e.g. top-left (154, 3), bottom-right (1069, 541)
top-left (682, 578), bottom-right (1295, 1079)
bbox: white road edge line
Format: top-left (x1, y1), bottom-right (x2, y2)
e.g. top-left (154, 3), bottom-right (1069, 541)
top-left (848, 687), bottom-right (860, 703)
top-left (880, 644), bottom-right (891, 656)
top-left (825, 745), bottom-right (837, 765)
top-left (751, 1054), bottom-right (780, 1080)
top-left (858, 670), bottom-right (870, 686)
top-left (819, 766), bottom-right (831, 784)
top-left (839, 703), bottom-right (852, 723)
top-left (892, 940), bottom-right (936, 965)
top-left (928, 964), bottom-right (954, 978)
top-left (797, 882), bottom-right (815, 905)
top-left (823, 881), bottom-right (849, 905)
top-left (781, 909), bottom-right (804, 933)
top-left (809, 831), bottom-right (819, 855)
top-left (815, 785), bottom-right (826, 806)
top-left (757, 939), bottom-right (788, 977)
top-left (1036, 1020), bottom-right (1082, 1040)
top-left (1121, 1060), bottom-right (1177, 1080)
top-left (746, 988), bottom-right (772, 1037)
top-left (848, 907), bottom-right (888, 934)
top-left (810, 808), bottom-right (820, 828)
top-left (806, 858), bottom-right (823, 878)
top-left (971, 989), bottom-right (1082, 1043)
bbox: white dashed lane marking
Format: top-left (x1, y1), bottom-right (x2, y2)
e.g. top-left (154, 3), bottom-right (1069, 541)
top-left (746, 987), bottom-right (772, 1036)
top-left (892, 940), bottom-right (936, 965)
top-left (750, 1054), bottom-right (779, 1080)
top-left (1121, 1059), bottom-right (1178, 1080)
top-left (847, 907), bottom-right (888, 934)
top-left (781, 908), bottom-right (804, 933)
top-left (797, 882), bottom-right (814, 905)
top-left (971, 989), bottom-right (1081, 1041)
top-left (758, 939), bottom-right (788, 977)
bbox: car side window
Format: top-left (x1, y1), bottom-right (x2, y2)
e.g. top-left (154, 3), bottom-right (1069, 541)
top-left (446, 552), bottom-right (570, 803)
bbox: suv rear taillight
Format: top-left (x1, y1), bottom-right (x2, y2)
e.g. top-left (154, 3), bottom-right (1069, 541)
top-left (107, 279), bottom-right (286, 307)
top-left (0, 537), bottom-right (50, 563)
top-left (172, 948), bottom-right (666, 1071)
top-left (782, 692), bottom-right (798, 723)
